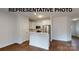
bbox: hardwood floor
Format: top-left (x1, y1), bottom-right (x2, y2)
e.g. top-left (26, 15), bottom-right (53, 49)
top-left (0, 38), bottom-right (79, 51)
top-left (49, 38), bottom-right (79, 51)
top-left (49, 40), bottom-right (73, 51)
top-left (0, 41), bottom-right (46, 51)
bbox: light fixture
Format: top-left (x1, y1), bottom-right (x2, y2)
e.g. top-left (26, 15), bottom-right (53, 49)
top-left (33, 13), bottom-right (44, 18)
top-left (72, 18), bottom-right (79, 21)
top-left (37, 15), bottom-right (43, 18)
top-left (34, 13), bottom-right (37, 15)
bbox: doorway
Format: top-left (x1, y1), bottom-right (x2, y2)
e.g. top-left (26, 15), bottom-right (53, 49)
top-left (71, 18), bottom-right (79, 50)
top-left (29, 14), bottom-right (51, 50)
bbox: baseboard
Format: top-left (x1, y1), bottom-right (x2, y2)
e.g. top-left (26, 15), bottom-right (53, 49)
top-left (16, 40), bottom-right (29, 44)
top-left (0, 41), bottom-right (16, 48)
top-left (52, 39), bottom-right (72, 43)
top-left (0, 40), bottom-right (29, 49)
top-left (29, 45), bottom-right (48, 51)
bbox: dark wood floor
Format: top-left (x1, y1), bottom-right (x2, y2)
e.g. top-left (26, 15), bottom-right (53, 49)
top-left (50, 38), bottom-right (79, 51)
top-left (0, 38), bottom-right (79, 51)
top-left (50, 40), bottom-right (73, 51)
top-left (0, 41), bottom-right (46, 51)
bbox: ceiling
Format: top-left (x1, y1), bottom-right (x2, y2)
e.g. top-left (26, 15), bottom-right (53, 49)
top-left (1, 8), bottom-right (79, 20)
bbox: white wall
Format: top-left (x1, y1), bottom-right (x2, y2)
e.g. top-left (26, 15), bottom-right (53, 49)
top-left (75, 20), bottom-right (79, 35)
top-left (17, 14), bottom-right (29, 44)
top-left (71, 21), bottom-right (76, 35)
top-left (72, 20), bottom-right (79, 35)
top-left (51, 16), bottom-right (71, 41)
top-left (0, 11), bottom-right (29, 48)
top-left (29, 21), bottom-right (36, 29)
top-left (0, 12), bottom-right (17, 48)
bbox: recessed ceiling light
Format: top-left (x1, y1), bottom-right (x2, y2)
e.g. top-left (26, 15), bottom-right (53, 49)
top-left (37, 15), bottom-right (43, 18)
top-left (34, 13), bottom-right (37, 15)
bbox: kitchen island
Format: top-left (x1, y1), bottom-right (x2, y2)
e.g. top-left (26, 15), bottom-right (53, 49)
top-left (29, 32), bottom-right (49, 50)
